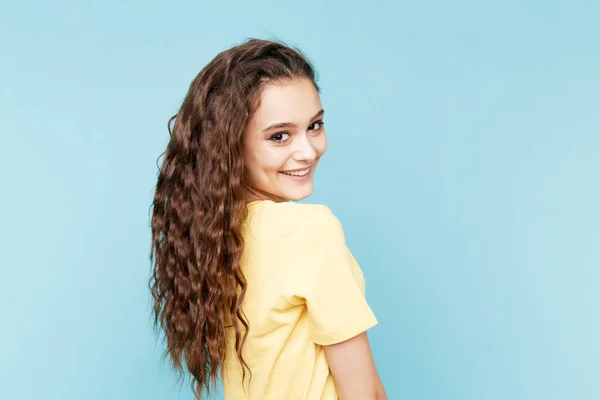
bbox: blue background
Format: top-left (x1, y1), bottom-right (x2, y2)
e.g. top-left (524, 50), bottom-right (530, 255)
top-left (1, 0), bottom-right (598, 399)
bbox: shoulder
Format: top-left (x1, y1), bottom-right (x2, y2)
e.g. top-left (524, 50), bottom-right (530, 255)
top-left (257, 201), bottom-right (344, 236)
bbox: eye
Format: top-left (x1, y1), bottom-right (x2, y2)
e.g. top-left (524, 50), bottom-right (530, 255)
top-left (270, 132), bottom-right (290, 143)
top-left (309, 120), bottom-right (324, 131)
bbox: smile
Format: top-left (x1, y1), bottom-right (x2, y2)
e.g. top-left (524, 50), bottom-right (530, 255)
top-left (280, 167), bottom-right (311, 177)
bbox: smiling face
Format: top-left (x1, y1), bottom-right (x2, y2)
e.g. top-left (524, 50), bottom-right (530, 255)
top-left (243, 78), bottom-right (327, 202)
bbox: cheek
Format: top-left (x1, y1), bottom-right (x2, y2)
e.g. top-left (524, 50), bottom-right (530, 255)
top-left (315, 133), bottom-right (328, 156)
top-left (243, 141), bottom-right (274, 173)
top-left (243, 152), bottom-right (270, 182)
top-left (249, 150), bottom-right (286, 176)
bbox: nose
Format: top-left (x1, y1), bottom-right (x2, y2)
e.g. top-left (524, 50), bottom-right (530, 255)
top-left (292, 132), bottom-right (318, 163)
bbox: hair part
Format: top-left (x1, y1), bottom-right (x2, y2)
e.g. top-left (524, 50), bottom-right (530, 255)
top-left (149, 38), bottom-right (318, 399)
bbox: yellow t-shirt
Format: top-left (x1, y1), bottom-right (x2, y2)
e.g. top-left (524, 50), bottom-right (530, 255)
top-left (222, 200), bottom-right (378, 400)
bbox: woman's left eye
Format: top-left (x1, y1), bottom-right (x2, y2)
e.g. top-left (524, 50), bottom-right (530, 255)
top-left (309, 120), bottom-right (324, 131)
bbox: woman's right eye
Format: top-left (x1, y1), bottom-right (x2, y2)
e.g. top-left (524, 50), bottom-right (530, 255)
top-left (270, 132), bottom-right (290, 142)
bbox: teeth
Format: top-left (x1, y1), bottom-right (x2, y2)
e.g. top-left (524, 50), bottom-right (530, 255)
top-left (282, 168), bottom-right (310, 176)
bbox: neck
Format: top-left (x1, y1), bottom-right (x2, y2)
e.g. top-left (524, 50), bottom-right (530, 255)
top-left (246, 188), bottom-right (287, 204)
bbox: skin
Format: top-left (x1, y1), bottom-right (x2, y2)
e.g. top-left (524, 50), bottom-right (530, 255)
top-left (324, 333), bottom-right (387, 400)
top-left (243, 77), bottom-right (387, 399)
top-left (243, 78), bottom-right (327, 203)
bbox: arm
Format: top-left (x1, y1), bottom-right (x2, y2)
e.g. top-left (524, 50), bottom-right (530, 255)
top-left (324, 332), bottom-right (387, 400)
top-left (285, 204), bottom-right (383, 397)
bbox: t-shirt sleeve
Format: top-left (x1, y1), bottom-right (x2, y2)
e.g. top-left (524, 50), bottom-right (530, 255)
top-left (286, 205), bottom-right (378, 346)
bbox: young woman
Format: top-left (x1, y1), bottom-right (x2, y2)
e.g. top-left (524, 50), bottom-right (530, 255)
top-left (150, 38), bottom-right (386, 400)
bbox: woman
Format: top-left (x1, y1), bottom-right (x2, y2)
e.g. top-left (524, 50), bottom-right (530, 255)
top-left (150, 38), bottom-right (386, 400)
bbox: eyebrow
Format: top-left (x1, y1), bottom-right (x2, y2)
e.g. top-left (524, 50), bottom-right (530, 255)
top-left (261, 109), bottom-right (325, 133)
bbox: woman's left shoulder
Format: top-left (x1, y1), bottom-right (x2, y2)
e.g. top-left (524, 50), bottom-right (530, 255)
top-left (288, 202), bottom-right (343, 232)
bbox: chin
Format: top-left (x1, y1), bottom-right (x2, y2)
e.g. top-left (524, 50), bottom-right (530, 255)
top-left (283, 189), bottom-right (313, 202)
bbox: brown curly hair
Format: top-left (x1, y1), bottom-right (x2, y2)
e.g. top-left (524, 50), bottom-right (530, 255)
top-left (149, 38), bottom-right (318, 398)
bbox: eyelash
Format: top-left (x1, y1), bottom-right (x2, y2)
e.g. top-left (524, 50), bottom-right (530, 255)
top-left (269, 120), bottom-right (325, 143)
top-left (310, 120), bottom-right (325, 131)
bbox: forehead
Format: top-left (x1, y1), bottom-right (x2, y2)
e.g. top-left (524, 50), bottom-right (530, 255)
top-left (250, 78), bottom-right (322, 128)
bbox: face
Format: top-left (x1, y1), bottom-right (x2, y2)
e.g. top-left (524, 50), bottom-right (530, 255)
top-left (243, 78), bottom-right (327, 202)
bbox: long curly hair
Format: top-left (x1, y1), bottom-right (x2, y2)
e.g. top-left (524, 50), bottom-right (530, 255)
top-left (149, 38), bottom-right (318, 398)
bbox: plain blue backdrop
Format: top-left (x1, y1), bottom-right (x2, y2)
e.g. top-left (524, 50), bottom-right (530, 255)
top-left (1, 0), bottom-right (598, 399)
